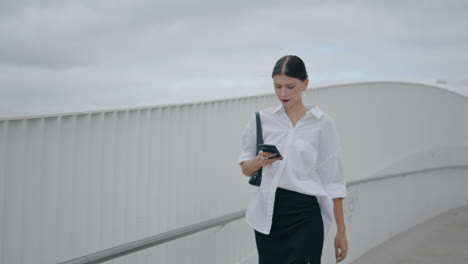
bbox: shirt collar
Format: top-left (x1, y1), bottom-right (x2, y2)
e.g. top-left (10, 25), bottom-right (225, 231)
top-left (272, 104), bottom-right (324, 119)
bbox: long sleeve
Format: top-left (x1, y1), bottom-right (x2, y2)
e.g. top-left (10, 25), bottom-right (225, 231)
top-left (238, 114), bottom-right (257, 165)
top-left (316, 119), bottom-right (347, 199)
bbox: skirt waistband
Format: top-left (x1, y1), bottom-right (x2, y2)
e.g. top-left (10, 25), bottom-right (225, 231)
top-left (275, 187), bottom-right (318, 203)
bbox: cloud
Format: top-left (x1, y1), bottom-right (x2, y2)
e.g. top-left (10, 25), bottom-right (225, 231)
top-left (0, 0), bottom-right (467, 118)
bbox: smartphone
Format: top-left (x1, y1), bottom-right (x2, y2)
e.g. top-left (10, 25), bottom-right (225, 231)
top-left (259, 144), bottom-right (283, 159)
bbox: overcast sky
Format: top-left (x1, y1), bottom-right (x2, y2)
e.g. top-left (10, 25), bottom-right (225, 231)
top-left (1, 0), bottom-right (467, 118)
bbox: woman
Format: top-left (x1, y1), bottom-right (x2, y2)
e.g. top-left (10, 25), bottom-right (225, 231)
top-left (238, 55), bottom-right (348, 263)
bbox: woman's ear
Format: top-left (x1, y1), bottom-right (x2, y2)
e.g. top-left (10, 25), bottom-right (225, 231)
top-left (303, 79), bottom-right (309, 91)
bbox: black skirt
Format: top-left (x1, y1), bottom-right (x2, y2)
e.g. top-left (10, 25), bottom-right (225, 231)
top-left (254, 187), bottom-right (324, 264)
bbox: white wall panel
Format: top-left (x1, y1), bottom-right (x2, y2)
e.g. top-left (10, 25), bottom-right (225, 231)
top-left (0, 82), bottom-right (467, 264)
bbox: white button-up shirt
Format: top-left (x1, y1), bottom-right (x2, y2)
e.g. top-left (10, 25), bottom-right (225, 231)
top-left (238, 104), bottom-right (347, 237)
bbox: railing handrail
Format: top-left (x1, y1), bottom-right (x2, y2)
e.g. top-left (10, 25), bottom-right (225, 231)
top-left (58, 164), bottom-right (467, 264)
top-left (58, 210), bottom-right (246, 264)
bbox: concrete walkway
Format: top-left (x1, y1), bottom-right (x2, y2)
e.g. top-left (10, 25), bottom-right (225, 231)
top-left (352, 204), bottom-right (468, 264)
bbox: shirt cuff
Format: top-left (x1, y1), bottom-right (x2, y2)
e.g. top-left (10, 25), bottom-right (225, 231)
top-left (238, 153), bottom-right (256, 166)
top-left (325, 182), bottom-right (347, 199)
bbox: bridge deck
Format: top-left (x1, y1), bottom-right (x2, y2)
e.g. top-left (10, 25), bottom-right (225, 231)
top-left (352, 204), bottom-right (468, 264)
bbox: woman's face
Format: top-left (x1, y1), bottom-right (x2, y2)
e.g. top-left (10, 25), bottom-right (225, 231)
top-left (273, 74), bottom-right (308, 109)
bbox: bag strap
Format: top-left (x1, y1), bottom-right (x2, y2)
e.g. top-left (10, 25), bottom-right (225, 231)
top-left (255, 111), bottom-right (263, 154)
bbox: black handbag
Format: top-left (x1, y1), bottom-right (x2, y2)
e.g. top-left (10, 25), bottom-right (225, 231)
top-left (248, 111), bottom-right (263, 187)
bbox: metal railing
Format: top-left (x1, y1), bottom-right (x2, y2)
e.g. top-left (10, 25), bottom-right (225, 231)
top-left (59, 210), bottom-right (246, 264)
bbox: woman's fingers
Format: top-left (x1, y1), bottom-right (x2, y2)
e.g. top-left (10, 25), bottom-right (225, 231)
top-left (335, 232), bottom-right (348, 263)
top-left (261, 152), bottom-right (277, 159)
top-left (335, 246), bottom-right (347, 263)
top-left (336, 248), bottom-right (343, 263)
top-left (266, 157), bottom-right (282, 166)
top-left (340, 251), bottom-right (348, 262)
top-left (257, 152), bottom-right (282, 167)
top-left (342, 247), bottom-right (348, 261)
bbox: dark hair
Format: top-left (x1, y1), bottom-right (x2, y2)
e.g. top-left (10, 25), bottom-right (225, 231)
top-left (271, 55), bottom-right (308, 81)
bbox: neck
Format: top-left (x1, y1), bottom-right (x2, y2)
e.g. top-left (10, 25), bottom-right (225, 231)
top-left (284, 100), bottom-right (306, 115)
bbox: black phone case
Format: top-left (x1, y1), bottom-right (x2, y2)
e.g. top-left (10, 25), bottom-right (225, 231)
top-left (259, 144), bottom-right (283, 159)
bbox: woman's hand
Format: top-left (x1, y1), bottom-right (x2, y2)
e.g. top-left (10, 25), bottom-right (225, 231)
top-left (256, 150), bottom-right (282, 167)
top-left (240, 151), bottom-right (282, 176)
top-left (334, 231), bottom-right (348, 263)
